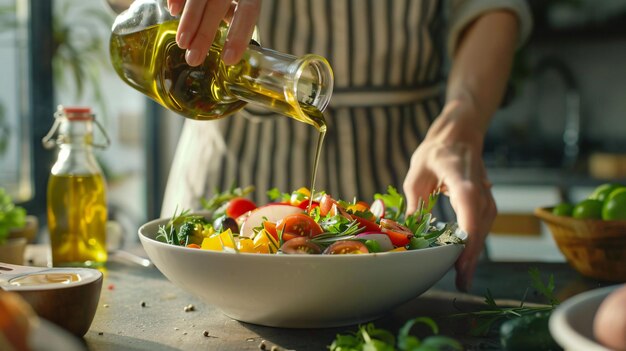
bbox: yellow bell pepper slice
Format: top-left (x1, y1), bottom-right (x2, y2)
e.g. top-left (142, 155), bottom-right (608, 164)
top-left (201, 229), bottom-right (235, 251)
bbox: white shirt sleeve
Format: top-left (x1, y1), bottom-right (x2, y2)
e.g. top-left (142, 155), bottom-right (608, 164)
top-left (446, 0), bottom-right (533, 57)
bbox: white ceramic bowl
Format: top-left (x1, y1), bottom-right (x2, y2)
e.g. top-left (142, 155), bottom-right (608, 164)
top-left (138, 216), bottom-right (464, 328)
top-left (549, 285), bottom-right (621, 351)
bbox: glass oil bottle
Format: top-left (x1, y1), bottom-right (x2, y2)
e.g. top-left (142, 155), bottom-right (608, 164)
top-left (43, 106), bottom-right (110, 267)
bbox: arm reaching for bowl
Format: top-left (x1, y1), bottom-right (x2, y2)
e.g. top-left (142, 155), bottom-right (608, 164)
top-left (403, 10), bottom-right (520, 292)
top-left (167, 0), bottom-right (261, 66)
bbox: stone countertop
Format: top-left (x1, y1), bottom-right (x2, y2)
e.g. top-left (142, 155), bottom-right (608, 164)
top-left (68, 250), bottom-right (618, 351)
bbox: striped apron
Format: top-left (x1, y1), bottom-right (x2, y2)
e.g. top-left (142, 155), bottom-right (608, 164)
top-left (162, 0), bottom-right (445, 214)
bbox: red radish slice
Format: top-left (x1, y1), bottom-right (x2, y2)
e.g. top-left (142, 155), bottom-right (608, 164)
top-left (239, 204), bottom-right (304, 238)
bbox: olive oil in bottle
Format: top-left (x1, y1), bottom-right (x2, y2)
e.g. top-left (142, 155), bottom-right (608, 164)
top-left (110, 18), bottom-right (333, 129)
top-left (43, 106), bottom-right (110, 267)
top-left (47, 174), bottom-right (108, 266)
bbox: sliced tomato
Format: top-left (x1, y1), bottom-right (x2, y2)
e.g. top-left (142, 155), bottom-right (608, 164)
top-left (323, 240), bottom-right (369, 254)
top-left (319, 194), bottom-right (338, 217)
top-left (280, 236), bottom-right (322, 254)
top-left (276, 213), bottom-right (324, 240)
top-left (380, 218), bottom-right (413, 247)
top-left (263, 221), bottom-right (278, 241)
top-left (353, 215), bottom-right (381, 232)
top-left (226, 197), bottom-right (257, 218)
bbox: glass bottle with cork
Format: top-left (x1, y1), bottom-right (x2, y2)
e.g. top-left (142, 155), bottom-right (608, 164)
top-left (43, 106), bottom-right (110, 267)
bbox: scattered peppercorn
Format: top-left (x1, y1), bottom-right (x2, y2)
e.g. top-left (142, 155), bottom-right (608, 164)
top-left (203, 330), bottom-right (210, 337)
top-left (184, 304), bottom-right (195, 312)
top-left (140, 301), bottom-right (146, 307)
top-left (98, 332), bottom-right (103, 336)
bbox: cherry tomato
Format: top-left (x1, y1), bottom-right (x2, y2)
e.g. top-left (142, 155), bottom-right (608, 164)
top-left (280, 236), bottom-right (322, 254)
top-left (380, 218), bottom-right (413, 247)
top-left (319, 194), bottom-right (338, 216)
top-left (276, 213), bottom-right (324, 240)
top-left (353, 215), bottom-right (381, 232)
top-left (226, 197), bottom-right (257, 218)
top-left (323, 240), bottom-right (369, 254)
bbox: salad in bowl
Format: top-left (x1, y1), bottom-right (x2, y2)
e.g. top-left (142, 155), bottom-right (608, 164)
top-left (154, 185), bottom-right (463, 255)
top-left (138, 185), bottom-right (465, 327)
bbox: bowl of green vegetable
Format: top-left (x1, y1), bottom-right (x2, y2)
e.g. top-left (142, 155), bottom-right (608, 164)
top-left (138, 186), bottom-right (465, 328)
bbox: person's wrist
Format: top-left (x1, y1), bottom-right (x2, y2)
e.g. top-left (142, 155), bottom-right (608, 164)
top-left (426, 98), bottom-right (487, 150)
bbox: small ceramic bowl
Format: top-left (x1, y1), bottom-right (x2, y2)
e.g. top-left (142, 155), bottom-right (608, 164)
top-left (139, 215), bottom-right (464, 328)
top-left (0, 263), bottom-right (103, 336)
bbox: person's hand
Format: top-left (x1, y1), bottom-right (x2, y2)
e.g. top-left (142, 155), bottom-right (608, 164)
top-left (402, 100), bottom-right (496, 292)
top-left (167, 0), bottom-right (261, 66)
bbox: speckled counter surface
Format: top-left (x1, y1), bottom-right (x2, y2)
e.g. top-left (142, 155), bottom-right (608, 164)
top-left (74, 250), bottom-right (616, 351)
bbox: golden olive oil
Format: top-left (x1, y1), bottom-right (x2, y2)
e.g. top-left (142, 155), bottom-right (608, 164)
top-left (47, 174), bottom-right (108, 267)
top-left (110, 20), bottom-right (326, 129)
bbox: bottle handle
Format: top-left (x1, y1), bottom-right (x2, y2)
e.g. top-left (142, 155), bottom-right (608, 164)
top-left (41, 112), bottom-right (111, 149)
top-left (92, 118), bottom-right (111, 149)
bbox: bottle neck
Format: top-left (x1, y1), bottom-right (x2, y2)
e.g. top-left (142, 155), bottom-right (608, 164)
top-left (224, 46), bottom-right (333, 131)
top-left (51, 121), bottom-right (103, 176)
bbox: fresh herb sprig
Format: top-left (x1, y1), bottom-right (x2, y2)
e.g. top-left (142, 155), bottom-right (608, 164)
top-left (156, 208), bottom-right (206, 246)
top-left (329, 317), bottom-right (462, 351)
top-left (450, 267), bottom-right (559, 336)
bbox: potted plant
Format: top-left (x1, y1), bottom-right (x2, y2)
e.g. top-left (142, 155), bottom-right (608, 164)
top-left (0, 187), bottom-right (31, 264)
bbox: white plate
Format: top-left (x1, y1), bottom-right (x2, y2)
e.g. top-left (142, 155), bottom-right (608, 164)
top-left (549, 285), bottom-right (622, 351)
top-left (139, 215), bottom-right (464, 328)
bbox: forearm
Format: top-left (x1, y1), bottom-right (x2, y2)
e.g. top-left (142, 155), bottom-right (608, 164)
top-left (438, 10), bottom-right (519, 136)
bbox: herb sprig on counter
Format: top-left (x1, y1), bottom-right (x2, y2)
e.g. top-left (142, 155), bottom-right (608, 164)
top-left (451, 267), bottom-right (560, 336)
top-left (329, 317), bottom-right (462, 351)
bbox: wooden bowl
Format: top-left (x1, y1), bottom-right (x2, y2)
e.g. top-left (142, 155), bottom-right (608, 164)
top-left (535, 207), bottom-right (626, 282)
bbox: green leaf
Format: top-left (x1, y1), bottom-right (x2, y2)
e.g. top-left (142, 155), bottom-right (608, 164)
top-left (374, 186), bottom-right (405, 221)
top-left (418, 336), bottom-right (463, 351)
top-left (528, 267), bottom-right (559, 306)
top-left (0, 187), bottom-right (26, 244)
top-left (266, 187), bottom-right (290, 202)
top-left (398, 317), bottom-right (438, 350)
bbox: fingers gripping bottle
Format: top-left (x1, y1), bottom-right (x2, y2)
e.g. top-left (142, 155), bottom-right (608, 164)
top-left (43, 106), bottom-right (111, 267)
top-left (109, 0), bottom-right (333, 131)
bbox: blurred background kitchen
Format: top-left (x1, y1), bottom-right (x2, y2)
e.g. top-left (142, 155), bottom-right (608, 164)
top-left (1, 0), bottom-right (625, 262)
